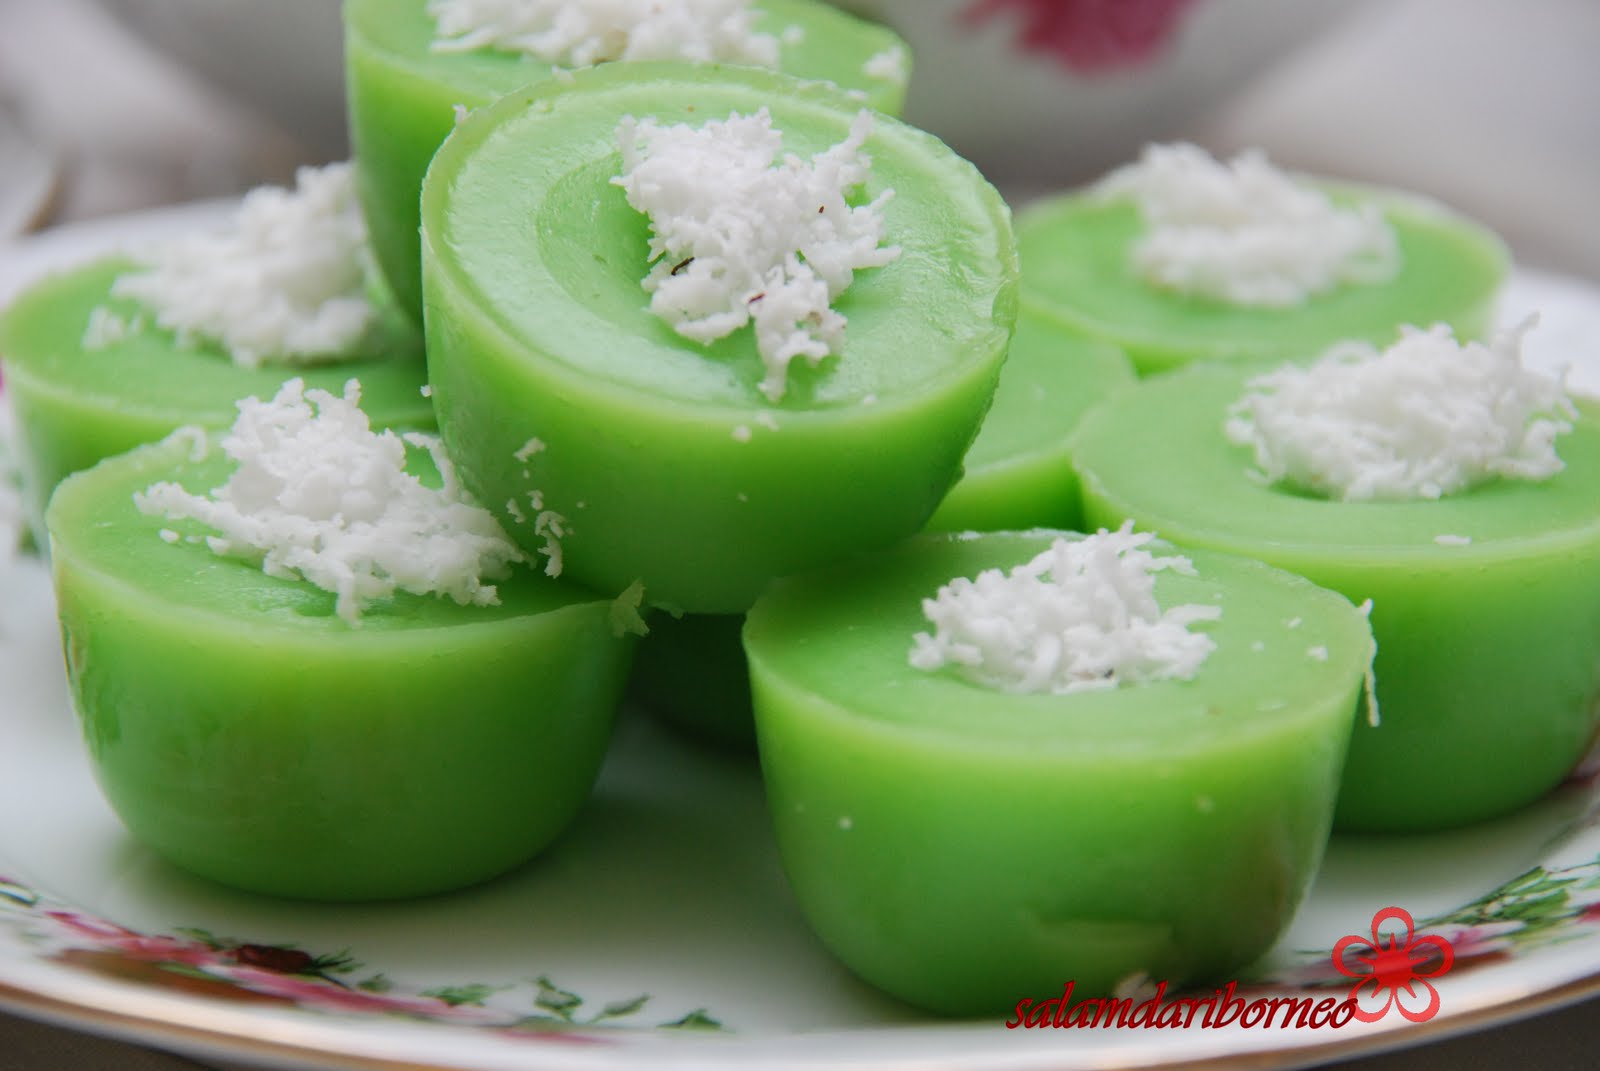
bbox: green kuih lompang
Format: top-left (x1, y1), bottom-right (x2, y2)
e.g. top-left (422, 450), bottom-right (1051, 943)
top-left (628, 612), bottom-right (756, 751)
top-left (1018, 144), bottom-right (1507, 376)
top-left (48, 419), bottom-right (638, 901)
top-left (631, 306), bottom-right (1133, 751)
top-left (745, 530), bottom-right (1373, 1014)
top-left (926, 304), bottom-right (1134, 533)
top-left (420, 63), bottom-right (1017, 614)
top-left (0, 162), bottom-right (428, 544)
top-left (344, 0), bottom-right (912, 319)
top-left (1070, 353), bottom-right (1600, 831)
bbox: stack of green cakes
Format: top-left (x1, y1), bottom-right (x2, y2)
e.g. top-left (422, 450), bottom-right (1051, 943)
top-left (1, 0), bottom-right (1594, 1022)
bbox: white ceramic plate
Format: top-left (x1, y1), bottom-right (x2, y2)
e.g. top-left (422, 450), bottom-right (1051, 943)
top-left (4, 206), bottom-right (1600, 1071)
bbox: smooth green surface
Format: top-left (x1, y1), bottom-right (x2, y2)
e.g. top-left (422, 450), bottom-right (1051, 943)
top-left (344, 0), bottom-right (909, 319)
top-left (0, 257), bottom-right (431, 543)
top-left (422, 64), bottom-right (1016, 611)
top-left (746, 531), bottom-right (1370, 1014)
top-left (1071, 364), bottom-right (1600, 831)
top-left (1018, 190), bottom-right (1508, 375)
top-left (629, 612), bottom-right (756, 752)
top-left (927, 304), bottom-right (1133, 532)
top-left (633, 311), bottom-right (1133, 746)
top-left (46, 434), bottom-right (636, 901)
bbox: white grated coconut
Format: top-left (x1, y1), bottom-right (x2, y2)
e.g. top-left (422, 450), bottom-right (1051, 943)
top-left (81, 306), bottom-right (145, 350)
top-left (134, 378), bottom-right (524, 626)
top-left (1224, 317), bottom-right (1574, 502)
top-left (609, 579), bottom-right (650, 637)
top-left (1098, 142), bottom-right (1400, 307)
top-left (909, 523), bottom-right (1221, 695)
top-left (862, 45), bottom-right (907, 85)
top-left (428, 0), bottom-right (781, 68)
top-left (111, 163), bottom-right (383, 368)
top-left (531, 503), bottom-right (569, 578)
top-left (614, 107), bottom-right (899, 402)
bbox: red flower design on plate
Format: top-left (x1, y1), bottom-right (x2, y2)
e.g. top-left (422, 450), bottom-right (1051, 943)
top-left (1333, 907), bottom-right (1454, 1022)
top-left (961, 0), bottom-right (1201, 74)
top-left (45, 911), bottom-right (222, 968)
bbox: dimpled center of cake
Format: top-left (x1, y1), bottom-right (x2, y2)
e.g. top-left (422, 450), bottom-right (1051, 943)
top-left (613, 107), bottom-right (900, 402)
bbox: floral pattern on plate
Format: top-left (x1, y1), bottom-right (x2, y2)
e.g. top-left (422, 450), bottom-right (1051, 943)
top-left (0, 876), bottom-right (722, 1039)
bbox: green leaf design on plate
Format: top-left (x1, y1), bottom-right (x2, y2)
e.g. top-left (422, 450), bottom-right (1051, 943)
top-left (594, 993), bottom-right (651, 1021)
top-left (356, 973), bottom-right (393, 993)
top-left (423, 983), bottom-right (507, 1007)
top-left (533, 975), bottom-right (583, 1020)
top-left (172, 926), bottom-right (225, 949)
top-left (660, 1008), bottom-right (724, 1031)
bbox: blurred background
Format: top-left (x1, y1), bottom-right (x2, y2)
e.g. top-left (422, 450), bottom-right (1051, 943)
top-left (0, 0), bottom-right (1597, 278)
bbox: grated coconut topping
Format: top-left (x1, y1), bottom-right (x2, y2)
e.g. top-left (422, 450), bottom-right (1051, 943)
top-left (109, 163), bottom-right (384, 367)
top-left (909, 524), bottom-right (1221, 695)
top-left (1098, 142), bottom-right (1400, 307)
top-left (1224, 317), bottom-right (1574, 502)
top-left (862, 45), bottom-right (908, 85)
top-left (135, 378), bottom-right (524, 625)
top-left (428, 0), bottom-right (781, 68)
top-left (614, 107), bottom-right (899, 402)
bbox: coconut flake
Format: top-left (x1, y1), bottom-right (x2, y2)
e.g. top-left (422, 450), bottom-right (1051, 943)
top-left (111, 163), bottom-right (384, 367)
top-left (609, 579), bottom-right (650, 637)
top-left (1225, 317), bottom-right (1574, 501)
top-left (134, 378), bottom-right (524, 625)
top-left (82, 306), bottom-right (145, 350)
top-left (1098, 142), bottom-right (1400, 307)
top-left (863, 45), bottom-right (907, 85)
top-left (614, 108), bottom-right (899, 402)
top-left (428, 0), bottom-right (780, 67)
top-left (532, 506), bottom-right (569, 577)
top-left (909, 523), bottom-right (1221, 695)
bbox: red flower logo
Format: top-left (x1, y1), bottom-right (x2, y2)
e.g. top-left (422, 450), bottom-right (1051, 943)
top-left (1333, 907), bottom-right (1454, 1023)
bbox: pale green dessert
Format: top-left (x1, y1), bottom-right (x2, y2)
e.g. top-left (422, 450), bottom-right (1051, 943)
top-left (421, 63), bottom-right (1016, 612)
top-left (633, 306), bottom-right (1133, 750)
top-left (747, 530), bottom-right (1371, 1013)
top-left (49, 416), bottom-right (637, 901)
top-left (1072, 359), bottom-right (1600, 831)
top-left (345, 0), bottom-right (911, 319)
top-left (0, 162), bottom-right (428, 544)
top-left (928, 304), bottom-right (1133, 532)
top-left (1018, 147), bottom-right (1508, 376)
top-left (0, 259), bottom-right (429, 544)
top-left (628, 612), bottom-right (756, 751)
